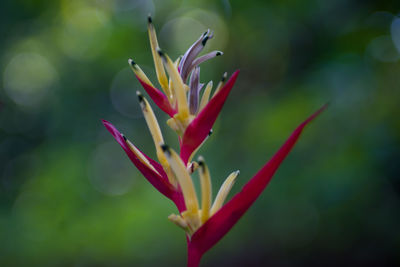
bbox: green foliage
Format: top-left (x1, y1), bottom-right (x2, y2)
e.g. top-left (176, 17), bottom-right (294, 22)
top-left (0, 0), bottom-right (399, 265)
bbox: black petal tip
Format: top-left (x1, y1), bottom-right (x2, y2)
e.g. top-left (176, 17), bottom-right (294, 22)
top-left (122, 134), bottom-right (127, 141)
top-left (221, 72), bottom-right (228, 82)
top-left (216, 51), bottom-right (222, 56)
top-left (202, 36), bottom-right (209, 46)
top-left (161, 144), bottom-right (170, 153)
top-left (136, 91), bottom-right (144, 102)
top-left (148, 15), bottom-right (152, 24)
top-left (197, 156), bottom-right (205, 166)
top-left (157, 48), bottom-right (164, 57)
top-left (128, 58), bottom-right (135, 66)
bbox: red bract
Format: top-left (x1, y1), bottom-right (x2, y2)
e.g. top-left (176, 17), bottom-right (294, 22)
top-left (102, 120), bottom-right (173, 198)
top-left (186, 105), bottom-right (327, 266)
top-left (135, 76), bottom-right (177, 117)
top-left (180, 70), bottom-right (240, 164)
top-left (103, 119), bottom-right (188, 212)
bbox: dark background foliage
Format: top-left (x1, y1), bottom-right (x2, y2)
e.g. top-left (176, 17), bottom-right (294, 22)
top-left (0, 0), bottom-right (399, 266)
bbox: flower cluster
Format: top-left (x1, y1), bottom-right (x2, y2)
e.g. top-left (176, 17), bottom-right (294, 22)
top-left (103, 16), bottom-right (325, 267)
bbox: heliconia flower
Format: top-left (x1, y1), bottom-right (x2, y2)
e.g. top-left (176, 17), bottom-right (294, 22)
top-left (103, 15), bottom-right (327, 267)
top-left (128, 16), bottom-right (238, 163)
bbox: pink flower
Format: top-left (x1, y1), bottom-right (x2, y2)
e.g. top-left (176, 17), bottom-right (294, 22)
top-left (103, 16), bottom-right (326, 267)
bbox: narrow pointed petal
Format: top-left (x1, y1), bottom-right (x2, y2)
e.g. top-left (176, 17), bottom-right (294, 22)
top-left (128, 59), bottom-right (155, 88)
top-left (102, 120), bottom-right (174, 198)
top-left (212, 72), bottom-right (228, 98)
top-left (168, 213), bottom-right (189, 231)
top-left (147, 15), bottom-right (169, 93)
top-left (188, 67), bottom-right (203, 114)
top-left (188, 105), bottom-right (327, 257)
top-left (137, 92), bottom-right (177, 187)
top-left (198, 157), bottom-right (212, 223)
top-left (179, 30), bottom-right (213, 82)
top-left (210, 170), bottom-right (239, 216)
top-left (136, 75), bottom-right (177, 117)
top-left (158, 49), bottom-right (190, 119)
top-left (180, 70), bottom-right (240, 164)
top-left (161, 145), bottom-right (199, 213)
top-left (186, 51), bottom-right (223, 78)
top-left (198, 81), bottom-right (213, 113)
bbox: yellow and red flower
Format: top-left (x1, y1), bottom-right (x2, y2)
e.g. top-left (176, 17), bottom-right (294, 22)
top-left (103, 16), bottom-right (326, 267)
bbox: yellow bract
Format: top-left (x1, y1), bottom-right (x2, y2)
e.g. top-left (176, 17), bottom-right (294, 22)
top-left (137, 93), bottom-right (176, 186)
top-left (198, 157), bottom-right (212, 223)
top-left (210, 170), bottom-right (239, 216)
top-left (212, 72), bottom-right (227, 98)
top-left (147, 18), bottom-right (169, 96)
top-left (163, 146), bottom-right (199, 213)
top-left (124, 138), bottom-right (160, 176)
top-left (198, 81), bottom-right (213, 113)
top-left (128, 59), bottom-right (154, 87)
top-left (158, 50), bottom-right (190, 121)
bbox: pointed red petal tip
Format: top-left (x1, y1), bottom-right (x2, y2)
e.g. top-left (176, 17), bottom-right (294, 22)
top-left (136, 76), bottom-right (177, 117)
top-left (188, 104), bottom-right (327, 257)
top-left (101, 119), bottom-right (174, 198)
top-left (180, 70), bottom-right (240, 164)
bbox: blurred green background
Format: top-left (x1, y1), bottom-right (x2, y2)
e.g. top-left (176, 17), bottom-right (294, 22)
top-left (1, 0), bottom-right (399, 266)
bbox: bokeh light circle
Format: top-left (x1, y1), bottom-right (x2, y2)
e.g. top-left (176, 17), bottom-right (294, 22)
top-left (110, 67), bottom-right (143, 118)
top-left (390, 17), bottom-right (400, 54)
top-left (3, 53), bottom-right (58, 107)
top-left (160, 9), bottom-right (228, 54)
top-left (88, 142), bottom-right (136, 196)
top-left (367, 35), bottom-right (400, 62)
top-left (114, 0), bottom-right (155, 19)
top-left (57, 0), bottom-right (111, 61)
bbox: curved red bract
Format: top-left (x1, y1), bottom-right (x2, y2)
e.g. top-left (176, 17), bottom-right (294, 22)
top-left (136, 76), bottom-right (177, 117)
top-left (102, 120), bottom-right (175, 199)
top-left (186, 105), bottom-right (327, 265)
top-left (180, 70), bottom-right (240, 164)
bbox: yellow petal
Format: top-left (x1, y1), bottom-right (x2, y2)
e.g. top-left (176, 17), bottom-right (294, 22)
top-left (198, 80), bottom-right (213, 113)
top-left (147, 16), bottom-right (169, 94)
top-left (123, 137), bottom-right (160, 176)
top-left (128, 59), bottom-right (155, 87)
top-left (212, 72), bottom-right (227, 98)
top-left (187, 161), bottom-right (199, 175)
top-left (210, 170), bottom-right (239, 215)
top-left (158, 49), bottom-right (189, 120)
top-left (198, 157), bottom-right (212, 223)
top-left (137, 92), bottom-right (176, 186)
top-left (168, 214), bottom-right (188, 230)
top-left (181, 210), bottom-right (201, 234)
top-left (161, 145), bottom-right (199, 213)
